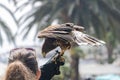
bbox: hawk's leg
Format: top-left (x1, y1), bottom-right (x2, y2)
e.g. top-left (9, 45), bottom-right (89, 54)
top-left (59, 50), bottom-right (65, 63)
top-left (60, 49), bottom-right (65, 56)
top-left (53, 50), bottom-right (65, 64)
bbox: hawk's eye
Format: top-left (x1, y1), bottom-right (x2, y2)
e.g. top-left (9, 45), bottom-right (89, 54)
top-left (65, 23), bottom-right (74, 27)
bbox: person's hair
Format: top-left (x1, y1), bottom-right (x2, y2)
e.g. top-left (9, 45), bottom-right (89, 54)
top-left (4, 48), bottom-right (38, 80)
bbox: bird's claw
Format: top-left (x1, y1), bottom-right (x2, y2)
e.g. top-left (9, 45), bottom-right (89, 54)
top-left (59, 56), bottom-right (65, 65)
top-left (52, 50), bottom-right (65, 65)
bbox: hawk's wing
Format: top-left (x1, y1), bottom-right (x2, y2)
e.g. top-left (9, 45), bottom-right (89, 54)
top-left (38, 24), bottom-right (74, 42)
top-left (72, 31), bottom-right (105, 46)
top-left (38, 25), bottom-right (72, 38)
top-left (38, 23), bottom-right (85, 41)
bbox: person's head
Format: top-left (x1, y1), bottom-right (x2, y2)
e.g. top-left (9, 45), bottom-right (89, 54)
top-left (4, 48), bottom-right (41, 80)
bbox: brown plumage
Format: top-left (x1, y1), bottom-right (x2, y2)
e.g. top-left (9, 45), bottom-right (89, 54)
top-left (38, 23), bottom-right (105, 57)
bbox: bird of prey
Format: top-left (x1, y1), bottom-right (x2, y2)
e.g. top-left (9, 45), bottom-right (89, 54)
top-left (38, 23), bottom-right (105, 57)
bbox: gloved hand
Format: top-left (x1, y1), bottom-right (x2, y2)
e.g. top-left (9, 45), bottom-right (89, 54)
top-left (39, 52), bottom-right (65, 80)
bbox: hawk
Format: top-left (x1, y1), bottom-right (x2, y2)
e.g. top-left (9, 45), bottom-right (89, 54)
top-left (38, 23), bottom-right (105, 57)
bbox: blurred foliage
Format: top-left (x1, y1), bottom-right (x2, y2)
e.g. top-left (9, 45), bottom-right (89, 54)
top-left (71, 47), bottom-right (84, 58)
top-left (0, 4), bottom-right (17, 46)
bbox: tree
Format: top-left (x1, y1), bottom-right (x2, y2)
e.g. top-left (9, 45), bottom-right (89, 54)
top-left (14, 0), bottom-right (120, 80)
top-left (0, 3), bottom-right (18, 46)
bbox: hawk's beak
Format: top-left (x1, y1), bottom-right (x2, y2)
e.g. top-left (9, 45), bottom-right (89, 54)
top-left (38, 31), bottom-right (49, 38)
top-left (37, 31), bottom-right (43, 38)
top-left (42, 52), bottom-right (46, 58)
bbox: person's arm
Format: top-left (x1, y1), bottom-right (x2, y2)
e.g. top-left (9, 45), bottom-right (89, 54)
top-left (39, 54), bottom-right (65, 80)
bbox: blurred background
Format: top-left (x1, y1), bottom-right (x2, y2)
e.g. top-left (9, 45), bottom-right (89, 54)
top-left (0, 0), bottom-right (120, 80)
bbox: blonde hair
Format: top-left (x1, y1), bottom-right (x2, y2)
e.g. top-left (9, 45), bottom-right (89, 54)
top-left (4, 48), bottom-right (38, 80)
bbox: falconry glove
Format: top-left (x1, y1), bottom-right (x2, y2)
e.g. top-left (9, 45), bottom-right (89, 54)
top-left (39, 52), bottom-right (65, 80)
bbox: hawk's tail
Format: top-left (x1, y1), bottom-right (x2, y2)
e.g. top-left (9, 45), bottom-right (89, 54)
top-left (73, 31), bottom-right (105, 46)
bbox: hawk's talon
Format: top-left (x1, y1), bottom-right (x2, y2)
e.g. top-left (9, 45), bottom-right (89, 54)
top-left (60, 56), bottom-right (65, 62)
top-left (53, 57), bottom-right (57, 64)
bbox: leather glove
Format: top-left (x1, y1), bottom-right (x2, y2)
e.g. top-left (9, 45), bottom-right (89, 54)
top-left (39, 52), bottom-right (65, 80)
